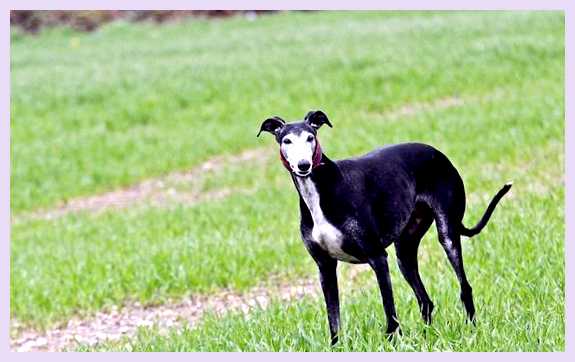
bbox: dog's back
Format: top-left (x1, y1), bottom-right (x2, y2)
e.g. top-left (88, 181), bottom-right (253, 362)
top-left (334, 143), bottom-right (467, 242)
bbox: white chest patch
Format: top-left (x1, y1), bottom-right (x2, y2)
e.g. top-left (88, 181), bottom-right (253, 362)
top-left (296, 178), bottom-right (360, 263)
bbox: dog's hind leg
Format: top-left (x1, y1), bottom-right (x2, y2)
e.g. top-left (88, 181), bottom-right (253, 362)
top-left (395, 203), bottom-right (435, 324)
top-left (435, 215), bottom-right (475, 323)
top-left (368, 251), bottom-right (400, 337)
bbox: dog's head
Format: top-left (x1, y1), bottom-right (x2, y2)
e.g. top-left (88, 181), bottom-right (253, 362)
top-left (257, 110), bottom-right (333, 177)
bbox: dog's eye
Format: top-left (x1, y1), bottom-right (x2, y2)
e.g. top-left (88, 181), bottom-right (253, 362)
top-left (307, 135), bottom-right (314, 142)
top-left (283, 139), bottom-right (292, 144)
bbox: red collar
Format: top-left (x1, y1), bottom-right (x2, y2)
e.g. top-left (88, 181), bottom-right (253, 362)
top-left (280, 140), bottom-right (323, 172)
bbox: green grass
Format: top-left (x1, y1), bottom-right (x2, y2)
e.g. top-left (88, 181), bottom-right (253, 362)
top-left (10, 11), bottom-right (564, 351)
top-left (11, 11), bottom-right (562, 212)
top-left (82, 187), bottom-right (564, 351)
top-left (11, 88), bottom-right (563, 329)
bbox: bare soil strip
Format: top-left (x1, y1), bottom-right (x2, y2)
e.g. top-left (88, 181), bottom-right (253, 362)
top-left (14, 148), bottom-right (270, 223)
top-left (381, 96), bottom-right (465, 120)
top-left (14, 95), bottom-right (478, 224)
top-left (11, 265), bottom-right (371, 352)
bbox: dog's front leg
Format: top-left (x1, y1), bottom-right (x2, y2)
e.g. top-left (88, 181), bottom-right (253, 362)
top-left (317, 258), bottom-right (340, 346)
top-left (368, 251), bottom-right (401, 338)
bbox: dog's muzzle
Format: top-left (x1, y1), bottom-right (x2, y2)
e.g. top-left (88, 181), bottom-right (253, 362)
top-left (280, 140), bottom-right (323, 176)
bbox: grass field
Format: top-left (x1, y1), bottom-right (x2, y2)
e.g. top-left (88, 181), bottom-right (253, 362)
top-left (10, 11), bottom-right (564, 351)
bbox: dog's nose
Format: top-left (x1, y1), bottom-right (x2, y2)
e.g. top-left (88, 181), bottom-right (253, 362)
top-left (297, 160), bottom-right (311, 172)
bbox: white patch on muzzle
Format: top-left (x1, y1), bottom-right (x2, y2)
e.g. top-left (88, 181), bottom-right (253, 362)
top-left (281, 131), bottom-right (315, 176)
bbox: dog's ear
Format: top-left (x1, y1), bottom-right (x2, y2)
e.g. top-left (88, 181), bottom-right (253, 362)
top-left (257, 116), bottom-right (285, 137)
top-left (304, 110), bottom-right (333, 130)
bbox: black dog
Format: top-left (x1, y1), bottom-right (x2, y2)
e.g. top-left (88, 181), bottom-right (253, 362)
top-left (258, 110), bottom-right (511, 345)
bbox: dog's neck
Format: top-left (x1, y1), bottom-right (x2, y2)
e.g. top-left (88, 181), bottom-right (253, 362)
top-left (291, 153), bottom-right (356, 229)
top-left (291, 154), bottom-right (345, 202)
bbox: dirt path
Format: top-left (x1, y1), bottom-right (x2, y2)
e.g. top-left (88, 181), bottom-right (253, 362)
top-left (11, 266), bottom-right (371, 352)
top-left (14, 94), bottom-right (479, 224)
top-left (10, 278), bottom-right (317, 352)
top-left (14, 148), bottom-right (271, 223)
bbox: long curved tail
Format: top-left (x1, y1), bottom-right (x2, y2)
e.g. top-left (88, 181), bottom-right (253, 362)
top-left (460, 182), bottom-right (513, 237)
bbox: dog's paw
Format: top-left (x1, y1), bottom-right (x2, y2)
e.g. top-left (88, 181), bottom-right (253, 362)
top-left (385, 325), bottom-right (402, 342)
top-left (422, 302), bottom-right (434, 325)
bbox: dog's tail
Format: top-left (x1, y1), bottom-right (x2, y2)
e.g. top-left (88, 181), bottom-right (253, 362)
top-left (460, 182), bottom-right (513, 237)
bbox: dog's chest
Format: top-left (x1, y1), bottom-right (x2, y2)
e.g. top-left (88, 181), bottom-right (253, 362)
top-left (296, 178), bottom-right (360, 262)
